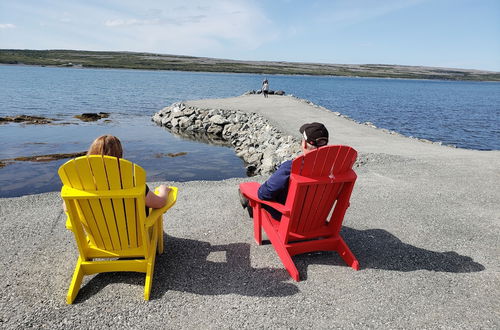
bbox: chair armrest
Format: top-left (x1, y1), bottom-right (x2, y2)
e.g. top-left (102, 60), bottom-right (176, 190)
top-left (256, 199), bottom-right (291, 217)
top-left (240, 183), bottom-right (290, 216)
top-left (145, 186), bottom-right (178, 227)
top-left (61, 185), bottom-right (145, 199)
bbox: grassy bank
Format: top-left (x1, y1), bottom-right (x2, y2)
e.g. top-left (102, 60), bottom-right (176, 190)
top-left (1, 49), bottom-right (499, 81)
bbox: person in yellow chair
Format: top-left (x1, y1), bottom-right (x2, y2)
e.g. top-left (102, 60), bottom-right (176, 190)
top-left (61, 135), bottom-right (177, 303)
top-left (63, 135), bottom-right (170, 211)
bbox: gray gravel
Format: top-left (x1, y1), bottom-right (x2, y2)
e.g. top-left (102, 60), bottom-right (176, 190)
top-left (0, 95), bottom-right (499, 329)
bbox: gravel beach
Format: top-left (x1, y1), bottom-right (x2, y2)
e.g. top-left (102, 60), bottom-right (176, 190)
top-left (1, 95), bottom-right (498, 329)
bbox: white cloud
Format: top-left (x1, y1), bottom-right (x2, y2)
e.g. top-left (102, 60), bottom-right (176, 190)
top-left (105, 19), bottom-right (155, 27)
top-left (101, 1), bottom-right (277, 53)
top-left (0, 23), bottom-right (16, 29)
top-left (0, 0), bottom-right (278, 58)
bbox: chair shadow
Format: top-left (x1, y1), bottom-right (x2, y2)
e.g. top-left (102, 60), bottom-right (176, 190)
top-left (72, 227), bottom-right (485, 303)
top-left (74, 234), bottom-right (298, 303)
top-left (293, 226), bottom-right (485, 280)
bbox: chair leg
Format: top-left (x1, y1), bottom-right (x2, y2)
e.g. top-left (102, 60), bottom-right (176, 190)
top-left (253, 210), bottom-right (262, 245)
top-left (272, 241), bottom-right (300, 281)
top-left (144, 253), bottom-right (156, 301)
top-left (337, 237), bottom-right (360, 270)
top-left (67, 257), bottom-right (85, 304)
top-left (157, 217), bottom-right (164, 254)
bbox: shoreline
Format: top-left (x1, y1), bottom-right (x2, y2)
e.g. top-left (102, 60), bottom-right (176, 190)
top-left (1, 93), bottom-right (497, 197)
top-left (280, 94), bottom-right (464, 148)
top-left (0, 94), bottom-right (499, 328)
top-left (152, 94), bottom-right (485, 176)
top-left (3, 63), bottom-right (500, 83)
top-left (0, 93), bottom-right (497, 198)
top-left (182, 95), bottom-right (499, 157)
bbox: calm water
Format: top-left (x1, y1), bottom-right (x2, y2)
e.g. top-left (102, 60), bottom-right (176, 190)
top-left (1, 65), bottom-right (499, 197)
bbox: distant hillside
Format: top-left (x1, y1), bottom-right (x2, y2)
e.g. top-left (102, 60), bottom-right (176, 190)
top-left (1, 49), bottom-right (499, 81)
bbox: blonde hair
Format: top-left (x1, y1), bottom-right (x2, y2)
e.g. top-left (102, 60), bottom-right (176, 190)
top-left (87, 135), bottom-right (123, 158)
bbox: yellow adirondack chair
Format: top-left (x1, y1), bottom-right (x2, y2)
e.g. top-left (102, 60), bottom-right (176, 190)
top-left (58, 155), bottom-right (177, 304)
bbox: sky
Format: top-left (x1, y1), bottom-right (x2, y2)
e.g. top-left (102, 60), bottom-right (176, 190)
top-left (1, 0), bottom-right (499, 71)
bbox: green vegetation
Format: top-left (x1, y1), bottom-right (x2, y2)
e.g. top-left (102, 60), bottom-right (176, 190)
top-left (1, 49), bottom-right (499, 81)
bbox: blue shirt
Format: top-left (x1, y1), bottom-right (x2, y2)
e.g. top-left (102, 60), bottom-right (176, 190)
top-left (257, 160), bottom-right (292, 220)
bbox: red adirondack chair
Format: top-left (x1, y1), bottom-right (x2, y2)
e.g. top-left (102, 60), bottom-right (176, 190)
top-left (239, 145), bottom-right (359, 281)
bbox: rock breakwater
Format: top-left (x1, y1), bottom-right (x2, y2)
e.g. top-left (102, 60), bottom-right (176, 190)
top-left (152, 102), bottom-right (301, 175)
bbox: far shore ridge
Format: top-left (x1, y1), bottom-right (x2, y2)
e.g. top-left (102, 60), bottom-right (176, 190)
top-left (1, 49), bottom-right (499, 81)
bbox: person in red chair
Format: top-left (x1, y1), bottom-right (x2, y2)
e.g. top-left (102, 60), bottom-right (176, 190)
top-left (240, 122), bottom-right (329, 220)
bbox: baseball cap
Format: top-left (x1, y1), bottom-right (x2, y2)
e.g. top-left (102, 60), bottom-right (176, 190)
top-left (299, 122), bottom-right (329, 147)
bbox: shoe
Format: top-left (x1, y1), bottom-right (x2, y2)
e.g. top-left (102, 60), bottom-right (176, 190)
top-left (247, 206), bottom-right (253, 218)
top-left (239, 189), bottom-right (253, 218)
top-left (238, 189), bottom-right (249, 208)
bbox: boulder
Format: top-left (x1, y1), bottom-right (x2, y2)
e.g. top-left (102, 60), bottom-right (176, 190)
top-left (178, 117), bottom-right (190, 129)
top-left (246, 152), bottom-right (263, 164)
top-left (222, 124), bottom-right (240, 139)
top-left (74, 113), bottom-right (108, 122)
top-left (161, 115), bottom-right (171, 125)
top-left (160, 106), bottom-right (172, 114)
top-left (170, 118), bottom-right (180, 128)
top-left (183, 108), bottom-right (195, 117)
top-left (1, 115), bottom-right (53, 124)
top-left (210, 115), bottom-right (230, 125)
top-left (261, 149), bottom-right (279, 173)
top-left (172, 111), bottom-right (185, 118)
top-left (207, 124), bottom-right (223, 136)
top-left (151, 101), bottom-right (300, 177)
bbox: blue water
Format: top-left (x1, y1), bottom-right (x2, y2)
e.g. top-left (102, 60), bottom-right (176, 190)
top-left (1, 65), bottom-right (499, 197)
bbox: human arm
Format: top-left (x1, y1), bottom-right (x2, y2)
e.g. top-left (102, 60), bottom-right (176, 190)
top-left (257, 160), bottom-right (292, 201)
top-left (145, 184), bottom-right (170, 209)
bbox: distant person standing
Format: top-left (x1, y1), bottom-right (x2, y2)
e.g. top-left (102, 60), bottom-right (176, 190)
top-left (262, 79), bottom-right (269, 98)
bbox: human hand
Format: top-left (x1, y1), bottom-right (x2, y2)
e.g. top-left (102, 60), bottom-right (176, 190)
top-left (157, 184), bottom-right (171, 196)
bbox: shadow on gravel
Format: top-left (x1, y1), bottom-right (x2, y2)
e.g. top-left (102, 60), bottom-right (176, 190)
top-left (74, 235), bottom-right (298, 303)
top-left (152, 235), bottom-right (299, 299)
top-left (70, 227), bottom-right (484, 303)
top-left (293, 227), bottom-right (485, 279)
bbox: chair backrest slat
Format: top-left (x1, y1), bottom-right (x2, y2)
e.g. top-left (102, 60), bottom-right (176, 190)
top-left (285, 145), bottom-right (357, 239)
top-left (296, 184), bottom-right (318, 233)
top-left (315, 182), bottom-right (344, 227)
top-left (88, 156), bottom-right (122, 250)
top-left (104, 157), bottom-right (129, 250)
top-left (77, 195), bottom-right (106, 248)
top-left (302, 182), bottom-right (328, 232)
top-left (59, 155), bottom-right (146, 251)
top-left (291, 187), bottom-right (307, 233)
top-left (134, 163), bottom-right (147, 247)
top-left (59, 158), bottom-right (98, 246)
top-left (333, 145), bottom-right (355, 175)
top-left (74, 157), bottom-right (114, 250)
top-left (119, 159), bottom-right (139, 248)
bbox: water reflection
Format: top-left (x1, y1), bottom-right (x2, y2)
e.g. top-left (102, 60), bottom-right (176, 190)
top-left (0, 117), bottom-right (246, 198)
top-left (167, 126), bottom-right (232, 146)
